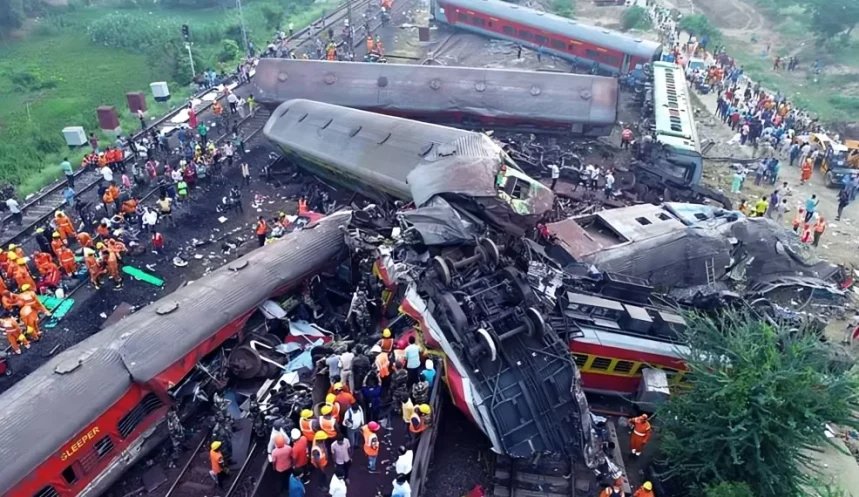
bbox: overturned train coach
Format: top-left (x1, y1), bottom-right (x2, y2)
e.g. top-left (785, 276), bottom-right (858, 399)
top-left (252, 59), bottom-right (619, 135)
top-left (0, 213), bottom-right (350, 497)
top-left (264, 99), bottom-right (555, 235)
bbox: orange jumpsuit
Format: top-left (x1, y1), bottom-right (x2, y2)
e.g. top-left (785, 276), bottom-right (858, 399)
top-left (0, 277), bottom-right (6, 294)
top-left (629, 415), bottom-right (652, 454)
top-left (4, 259), bottom-right (17, 280)
top-left (298, 198), bottom-right (308, 214)
top-left (56, 214), bottom-right (76, 239)
top-left (1, 317), bottom-right (27, 353)
top-left (58, 247), bottom-right (77, 276)
top-left (121, 199), bottom-right (138, 215)
top-left (51, 238), bottom-right (67, 258)
top-left (14, 264), bottom-right (37, 292)
top-left (106, 250), bottom-right (122, 284)
top-left (19, 305), bottom-right (41, 341)
top-left (34, 252), bottom-right (53, 275)
top-left (1, 292), bottom-right (18, 312)
top-left (77, 232), bottom-right (94, 248)
top-left (800, 159), bottom-right (813, 183)
top-left (84, 254), bottom-right (104, 288)
top-left (17, 290), bottom-right (47, 314)
top-left (366, 36), bottom-right (374, 53)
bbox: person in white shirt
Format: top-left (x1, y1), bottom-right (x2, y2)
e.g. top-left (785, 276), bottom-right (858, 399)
top-left (142, 207), bottom-right (158, 233)
top-left (343, 402), bottom-right (364, 449)
top-left (267, 420), bottom-right (289, 457)
top-left (101, 164), bottom-right (114, 183)
top-left (604, 171), bottom-right (615, 197)
top-left (548, 163), bottom-right (560, 190)
top-left (340, 348), bottom-right (355, 391)
top-left (392, 474), bottom-right (411, 497)
top-left (395, 446), bottom-right (413, 477)
top-left (227, 92), bottom-right (240, 114)
top-left (5, 198), bottom-right (22, 225)
top-left (329, 468), bottom-right (347, 497)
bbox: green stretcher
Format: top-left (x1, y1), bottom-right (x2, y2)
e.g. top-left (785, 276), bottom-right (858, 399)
top-left (122, 266), bottom-right (164, 287)
top-left (37, 295), bottom-right (75, 329)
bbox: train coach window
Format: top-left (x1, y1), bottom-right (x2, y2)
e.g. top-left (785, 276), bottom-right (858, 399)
top-left (457, 12), bottom-right (467, 21)
top-left (518, 29), bottom-right (533, 41)
top-left (61, 466), bottom-right (78, 485)
top-left (602, 54), bottom-right (620, 66)
top-left (613, 360), bottom-right (637, 375)
top-left (534, 34), bottom-right (547, 45)
top-left (34, 486), bottom-right (60, 497)
top-left (471, 16), bottom-right (486, 27)
top-left (573, 354), bottom-right (588, 368)
top-left (79, 435), bottom-right (116, 473)
top-left (118, 393), bottom-right (164, 439)
top-left (590, 357), bottom-right (612, 371)
top-left (550, 39), bottom-right (565, 50)
top-left (502, 26), bottom-right (515, 36)
top-left (586, 49), bottom-right (601, 59)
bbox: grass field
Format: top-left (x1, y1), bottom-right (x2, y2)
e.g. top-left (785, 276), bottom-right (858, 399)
top-left (0, 0), bottom-right (334, 196)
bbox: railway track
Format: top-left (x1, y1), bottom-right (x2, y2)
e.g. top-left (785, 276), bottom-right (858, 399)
top-left (0, 0), bottom-right (376, 249)
top-left (490, 455), bottom-right (575, 497)
top-left (162, 429), bottom-right (262, 497)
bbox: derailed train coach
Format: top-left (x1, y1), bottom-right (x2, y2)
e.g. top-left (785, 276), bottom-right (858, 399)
top-left (263, 99), bottom-right (555, 235)
top-left (253, 59), bottom-right (618, 136)
top-left (0, 215), bottom-right (350, 497)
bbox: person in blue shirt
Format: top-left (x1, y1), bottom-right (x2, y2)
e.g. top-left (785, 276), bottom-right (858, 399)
top-left (422, 359), bottom-right (436, 387)
top-left (805, 194), bottom-right (819, 223)
top-left (288, 473), bottom-right (305, 497)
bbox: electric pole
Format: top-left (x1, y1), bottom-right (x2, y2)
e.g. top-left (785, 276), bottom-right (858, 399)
top-left (236, 0), bottom-right (249, 55)
top-left (182, 24), bottom-right (196, 77)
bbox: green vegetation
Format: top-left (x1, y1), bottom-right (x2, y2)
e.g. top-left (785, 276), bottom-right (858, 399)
top-left (0, 0), bottom-right (334, 195)
top-left (679, 14), bottom-right (723, 44)
top-left (657, 313), bottom-right (859, 497)
top-left (550, 0), bottom-right (575, 19)
top-left (621, 6), bottom-right (651, 31)
top-left (704, 482), bottom-right (756, 497)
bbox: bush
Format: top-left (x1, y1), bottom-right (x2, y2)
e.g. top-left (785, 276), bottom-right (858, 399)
top-left (550, 0), bottom-right (575, 19)
top-left (704, 482), bottom-right (756, 497)
top-left (679, 14), bottom-right (723, 42)
top-left (217, 39), bottom-right (240, 62)
top-left (827, 95), bottom-right (859, 111)
top-left (621, 6), bottom-right (650, 30)
top-left (88, 12), bottom-right (182, 54)
top-left (260, 3), bottom-right (285, 31)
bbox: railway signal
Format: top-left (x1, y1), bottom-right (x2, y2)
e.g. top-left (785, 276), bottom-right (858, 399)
top-left (182, 24), bottom-right (190, 41)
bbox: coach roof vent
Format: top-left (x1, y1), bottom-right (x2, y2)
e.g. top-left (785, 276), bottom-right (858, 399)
top-left (229, 260), bottom-right (250, 271)
top-left (156, 302), bottom-right (180, 315)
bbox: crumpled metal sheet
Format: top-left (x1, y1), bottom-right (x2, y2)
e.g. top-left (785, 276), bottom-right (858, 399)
top-left (398, 198), bottom-right (484, 246)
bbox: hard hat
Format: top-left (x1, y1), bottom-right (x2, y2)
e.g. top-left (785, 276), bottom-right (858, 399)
top-left (35, 228), bottom-right (44, 234)
top-left (333, 382), bottom-right (343, 391)
top-left (321, 405), bottom-right (333, 415)
top-left (20, 284), bottom-right (30, 292)
top-left (84, 248), bottom-right (95, 257)
top-left (291, 428), bottom-right (302, 441)
top-left (367, 421), bottom-right (380, 432)
top-left (52, 232), bottom-right (60, 238)
top-left (16, 258), bottom-right (25, 265)
top-left (301, 409), bottom-right (313, 419)
top-left (643, 482), bottom-right (653, 491)
top-left (314, 431), bottom-right (329, 441)
top-left (382, 328), bottom-right (391, 338)
top-left (27, 326), bottom-right (34, 333)
top-left (96, 242), bottom-right (105, 249)
top-left (8, 253), bottom-right (17, 261)
top-left (8, 244), bottom-right (16, 250)
top-left (18, 334), bottom-right (26, 343)
top-left (326, 393), bottom-right (336, 403)
top-left (419, 404), bottom-right (431, 414)
top-left (274, 433), bottom-right (286, 447)
top-left (211, 441), bottom-right (222, 450)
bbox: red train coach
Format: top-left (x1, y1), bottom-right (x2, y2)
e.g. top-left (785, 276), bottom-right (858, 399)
top-left (252, 59), bottom-right (619, 136)
top-left (432, 0), bottom-right (663, 74)
top-left (0, 213), bottom-right (349, 497)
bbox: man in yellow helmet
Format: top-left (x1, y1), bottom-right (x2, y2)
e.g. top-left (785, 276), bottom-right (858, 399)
top-left (299, 409), bottom-right (318, 442)
top-left (633, 482), bottom-right (654, 497)
top-left (409, 404), bottom-right (431, 446)
top-left (209, 440), bottom-right (228, 487)
top-left (379, 328), bottom-right (394, 353)
top-left (311, 431), bottom-right (329, 490)
top-left (319, 404), bottom-right (339, 438)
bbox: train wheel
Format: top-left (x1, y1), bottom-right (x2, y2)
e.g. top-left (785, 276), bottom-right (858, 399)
top-left (229, 345), bottom-right (263, 379)
top-left (431, 256), bottom-right (452, 285)
top-left (474, 327), bottom-right (498, 362)
top-left (502, 266), bottom-right (532, 306)
top-left (438, 291), bottom-right (468, 337)
top-left (480, 238), bottom-right (500, 266)
top-left (526, 307), bottom-right (546, 339)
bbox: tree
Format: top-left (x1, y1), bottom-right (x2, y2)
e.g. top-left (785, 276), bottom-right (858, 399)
top-left (704, 482), bottom-right (756, 497)
top-left (805, 0), bottom-right (859, 42)
top-left (657, 313), bottom-right (859, 497)
top-left (621, 6), bottom-right (650, 31)
top-left (0, 0), bottom-right (25, 34)
top-left (260, 3), bottom-right (285, 32)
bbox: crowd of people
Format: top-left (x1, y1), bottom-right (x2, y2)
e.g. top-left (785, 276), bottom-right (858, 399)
top-left (208, 330), bottom-right (437, 496)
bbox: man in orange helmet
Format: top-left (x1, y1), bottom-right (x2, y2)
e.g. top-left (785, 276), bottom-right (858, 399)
top-left (1, 313), bottom-right (28, 354)
top-left (17, 284), bottom-right (48, 315)
top-left (83, 248), bottom-right (104, 289)
top-left (13, 259), bottom-right (36, 291)
top-left (50, 232), bottom-right (67, 258)
top-left (1, 291), bottom-right (18, 312)
top-left (628, 413), bottom-right (652, 457)
top-left (55, 211), bottom-right (76, 241)
top-left (76, 231), bottom-right (94, 249)
top-left (58, 246), bottom-right (78, 277)
top-left (33, 251), bottom-right (53, 275)
top-left (19, 304), bottom-right (41, 342)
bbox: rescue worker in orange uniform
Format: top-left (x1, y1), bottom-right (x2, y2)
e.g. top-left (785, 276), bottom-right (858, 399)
top-left (366, 35), bottom-right (374, 53)
top-left (1, 291), bottom-right (19, 312)
top-left (633, 481), bottom-right (654, 497)
top-left (255, 216), bottom-right (267, 247)
top-left (83, 248), bottom-right (104, 289)
top-left (105, 239), bottom-right (126, 287)
top-left (409, 403), bottom-right (431, 445)
top-left (7, 244), bottom-right (25, 259)
top-left (362, 421), bottom-right (381, 472)
top-left (333, 383), bottom-right (355, 419)
top-left (628, 413), bottom-right (651, 457)
top-left (33, 252), bottom-right (53, 275)
top-left (1, 314), bottom-right (28, 354)
top-left (58, 246), bottom-right (77, 277)
top-left (379, 328), bottom-right (394, 353)
top-left (298, 197), bottom-right (308, 215)
top-left (36, 260), bottom-right (61, 295)
top-left (5, 253), bottom-right (19, 280)
top-left (0, 275), bottom-right (6, 295)
top-left (17, 285), bottom-right (48, 315)
top-left (375, 36), bottom-right (384, 56)
top-left (812, 215), bottom-right (827, 247)
top-left (14, 259), bottom-right (37, 291)
top-left (318, 404), bottom-right (339, 438)
top-left (299, 409), bottom-right (319, 443)
top-left (50, 232), bottom-right (67, 258)
top-left (310, 431), bottom-right (329, 489)
top-left (19, 305), bottom-right (41, 342)
top-left (792, 207), bottom-right (805, 233)
top-left (325, 393), bottom-right (341, 421)
top-left (77, 231), bottom-right (94, 249)
top-left (599, 478), bottom-right (626, 497)
top-left (210, 441), bottom-right (228, 488)
top-left (326, 43), bottom-right (336, 61)
top-left (102, 187), bottom-right (116, 215)
top-left (55, 211), bottom-right (76, 240)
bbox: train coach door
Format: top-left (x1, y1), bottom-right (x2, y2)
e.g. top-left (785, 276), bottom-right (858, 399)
top-left (622, 54), bottom-right (632, 74)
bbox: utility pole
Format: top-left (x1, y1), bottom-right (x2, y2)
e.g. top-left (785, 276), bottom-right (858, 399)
top-left (236, 0), bottom-right (249, 55)
top-left (185, 42), bottom-right (196, 77)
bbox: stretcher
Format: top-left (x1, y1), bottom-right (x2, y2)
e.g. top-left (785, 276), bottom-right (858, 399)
top-left (38, 295), bottom-right (76, 329)
top-left (122, 266), bottom-right (164, 287)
